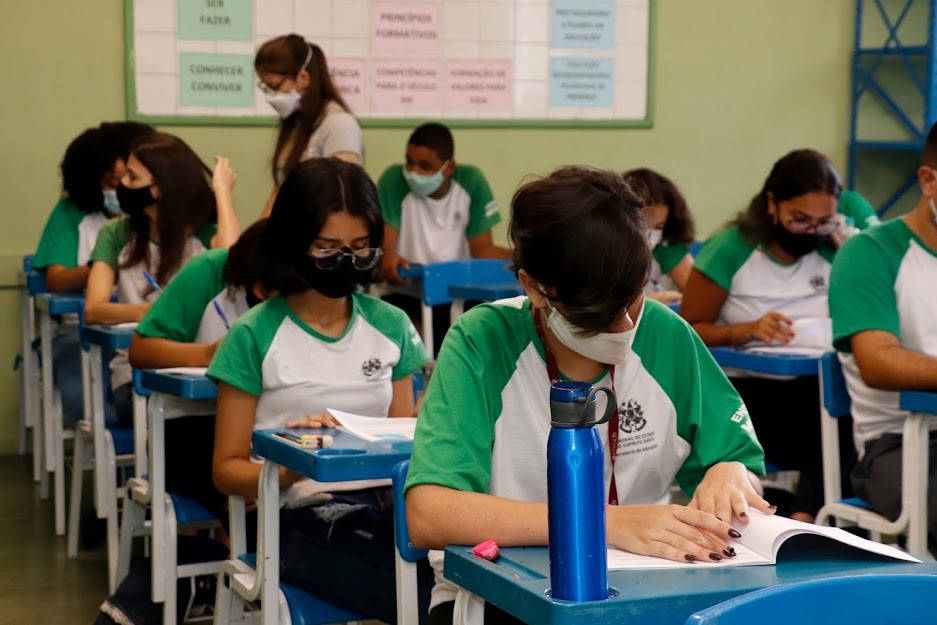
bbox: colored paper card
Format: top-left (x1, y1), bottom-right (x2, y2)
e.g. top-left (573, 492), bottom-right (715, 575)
top-left (371, 59), bottom-right (441, 110)
top-left (445, 59), bottom-right (513, 113)
top-left (329, 58), bottom-right (368, 113)
top-left (178, 52), bottom-right (255, 108)
top-left (178, 0), bottom-right (253, 41)
top-left (372, 1), bottom-right (441, 56)
top-left (549, 57), bottom-right (614, 107)
top-left (550, 0), bottom-right (616, 50)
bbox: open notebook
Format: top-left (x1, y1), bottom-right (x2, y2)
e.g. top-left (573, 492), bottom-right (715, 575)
top-left (745, 317), bottom-right (833, 358)
top-left (607, 510), bottom-right (920, 569)
top-left (327, 409), bottom-right (417, 442)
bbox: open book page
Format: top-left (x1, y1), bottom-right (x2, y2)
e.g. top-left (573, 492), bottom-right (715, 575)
top-left (607, 510), bottom-right (920, 570)
top-left (743, 317), bottom-right (832, 357)
top-left (745, 346), bottom-right (830, 357)
top-left (327, 409), bottom-right (417, 442)
top-left (112, 322), bottom-right (139, 330)
top-left (155, 366), bottom-right (208, 376)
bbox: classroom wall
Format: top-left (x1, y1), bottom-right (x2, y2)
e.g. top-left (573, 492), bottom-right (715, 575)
top-left (0, 0), bottom-right (857, 453)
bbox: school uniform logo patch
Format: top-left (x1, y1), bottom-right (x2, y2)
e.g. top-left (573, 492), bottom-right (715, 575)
top-left (361, 357), bottom-right (382, 378)
top-left (809, 274), bottom-right (826, 292)
top-left (618, 399), bottom-right (647, 433)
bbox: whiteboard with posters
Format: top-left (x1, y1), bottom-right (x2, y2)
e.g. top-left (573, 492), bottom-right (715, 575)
top-left (125, 0), bottom-right (655, 127)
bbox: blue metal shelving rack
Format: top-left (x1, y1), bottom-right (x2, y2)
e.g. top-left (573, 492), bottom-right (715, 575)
top-left (849, 0), bottom-right (937, 215)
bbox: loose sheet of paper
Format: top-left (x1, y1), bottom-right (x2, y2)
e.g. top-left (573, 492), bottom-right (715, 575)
top-left (327, 409), bottom-right (417, 442)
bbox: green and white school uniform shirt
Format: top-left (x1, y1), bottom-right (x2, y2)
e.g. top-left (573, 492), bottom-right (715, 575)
top-left (830, 218), bottom-right (937, 454)
top-left (646, 242), bottom-right (690, 293)
top-left (90, 217), bottom-right (215, 389)
top-left (34, 197), bottom-right (110, 271)
top-left (207, 293), bottom-right (428, 503)
top-left (694, 226), bottom-right (835, 325)
top-left (839, 189), bottom-right (881, 231)
top-left (405, 296), bottom-right (765, 609)
top-left (136, 248), bottom-right (250, 418)
top-left (378, 164), bottom-right (501, 264)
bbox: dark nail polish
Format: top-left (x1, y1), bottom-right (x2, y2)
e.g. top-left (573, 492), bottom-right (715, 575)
top-left (739, 511), bottom-right (749, 518)
top-left (715, 516), bottom-right (723, 521)
top-left (767, 505), bottom-right (778, 510)
top-left (684, 554), bottom-right (698, 562)
top-left (709, 552), bottom-right (723, 561)
top-left (723, 548), bottom-right (736, 557)
top-left (728, 529), bottom-right (742, 538)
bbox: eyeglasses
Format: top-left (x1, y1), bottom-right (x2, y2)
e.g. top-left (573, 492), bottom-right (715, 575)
top-left (256, 77), bottom-right (288, 96)
top-left (784, 217), bottom-right (838, 235)
top-left (309, 247), bottom-right (382, 270)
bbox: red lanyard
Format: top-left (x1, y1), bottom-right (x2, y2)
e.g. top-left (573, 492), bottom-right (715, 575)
top-left (534, 308), bottom-right (620, 505)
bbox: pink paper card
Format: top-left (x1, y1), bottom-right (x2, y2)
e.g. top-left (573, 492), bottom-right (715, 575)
top-left (445, 59), bottom-right (513, 113)
top-left (372, 1), bottom-right (441, 56)
top-left (371, 59), bottom-right (441, 111)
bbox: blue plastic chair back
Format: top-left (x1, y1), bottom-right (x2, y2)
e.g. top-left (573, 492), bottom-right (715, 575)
top-left (421, 260), bottom-right (515, 307)
top-left (821, 352), bottom-right (851, 418)
top-left (686, 574), bottom-right (937, 625)
top-left (689, 240), bottom-right (703, 257)
top-left (392, 460), bottom-right (428, 563)
top-left (131, 369), bottom-right (151, 398)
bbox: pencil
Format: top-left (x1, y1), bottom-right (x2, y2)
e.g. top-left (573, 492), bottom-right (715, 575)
top-left (699, 527), bottom-right (737, 558)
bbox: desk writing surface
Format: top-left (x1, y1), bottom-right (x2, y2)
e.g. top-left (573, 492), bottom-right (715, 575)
top-left (709, 347), bottom-right (820, 377)
top-left (138, 369), bottom-right (217, 400)
top-left (444, 545), bottom-right (937, 625)
top-left (447, 283), bottom-right (524, 302)
top-left (252, 428), bottom-right (412, 483)
top-left (80, 324), bottom-right (136, 350)
top-left (36, 293), bottom-right (84, 316)
top-left (900, 391), bottom-right (937, 415)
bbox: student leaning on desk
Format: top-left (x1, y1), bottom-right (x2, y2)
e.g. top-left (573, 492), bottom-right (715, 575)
top-left (84, 131), bottom-right (242, 426)
top-left (209, 159), bottom-right (432, 624)
top-left (404, 166), bottom-right (773, 625)
top-left (680, 149), bottom-right (874, 523)
top-left (829, 121), bottom-right (937, 553)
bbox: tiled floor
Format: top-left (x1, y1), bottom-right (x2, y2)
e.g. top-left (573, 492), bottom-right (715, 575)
top-left (0, 454), bottom-right (108, 624)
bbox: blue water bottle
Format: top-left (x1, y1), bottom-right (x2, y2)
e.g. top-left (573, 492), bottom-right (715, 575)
top-left (547, 381), bottom-right (617, 601)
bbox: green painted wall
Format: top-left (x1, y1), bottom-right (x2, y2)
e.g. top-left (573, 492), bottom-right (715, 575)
top-left (0, 0), bottom-right (858, 452)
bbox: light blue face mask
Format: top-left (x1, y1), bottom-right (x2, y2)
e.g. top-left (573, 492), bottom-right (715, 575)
top-left (402, 161), bottom-right (449, 198)
top-left (102, 189), bottom-right (123, 216)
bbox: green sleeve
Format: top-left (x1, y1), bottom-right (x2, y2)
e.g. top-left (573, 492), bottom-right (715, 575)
top-left (456, 165), bottom-right (501, 240)
top-left (405, 304), bottom-right (530, 495)
top-left (354, 293), bottom-right (429, 380)
top-left (377, 164), bottom-right (409, 231)
top-left (136, 248), bottom-right (229, 342)
top-left (196, 221), bottom-right (217, 248)
top-left (34, 198), bottom-right (85, 270)
top-left (652, 242), bottom-right (690, 275)
top-left (829, 225), bottom-right (905, 353)
top-left (838, 190), bottom-right (881, 231)
top-left (89, 218), bottom-right (132, 268)
top-left (206, 311), bottom-right (264, 397)
top-left (634, 302), bottom-right (765, 495)
top-left (692, 227), bottom-right (756, 290)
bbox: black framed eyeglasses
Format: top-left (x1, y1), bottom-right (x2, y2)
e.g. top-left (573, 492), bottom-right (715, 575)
top-left (785, 217), bottom-right (838, 235)
top-left (309, 247), bottom-right (382, 270)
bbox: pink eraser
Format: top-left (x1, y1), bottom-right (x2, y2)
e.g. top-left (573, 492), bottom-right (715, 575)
top-left (472, 539), bottom-right (500, 561)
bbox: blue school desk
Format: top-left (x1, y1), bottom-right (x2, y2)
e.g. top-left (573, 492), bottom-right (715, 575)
top-left (137, 368), bottom-right (217, 400)
top-left (900, 391), bottom-right (937, 414)
top-left (708, 347), bottom-right (822, 377)
top-left (34, 293), bottom-right (86, 535)
top-left (18, 259), bottom-right (45, 480)
top-left (443, 545), bottom-right (937, 625)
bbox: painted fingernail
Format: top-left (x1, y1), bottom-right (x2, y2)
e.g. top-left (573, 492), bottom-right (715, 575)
top-left (684, 554), bottom-right (698, 562)
top-left (723, 548), bottom-right (736, 557)
top-left (767, 505), bottom-right (778, 510)
top-left (728, 529), bottom-right (742, 538)
top-left (715, 516), bottom-right (723, 522)
top-left (709, 552), bottom-right (723, 561)
top-left (739, 511), bottom-right (749, 518)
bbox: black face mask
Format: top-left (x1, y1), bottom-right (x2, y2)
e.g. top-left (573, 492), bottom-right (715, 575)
top-left (771, 222), bottom-right (828, 257)
top-left (115, 183), bottom-right (156, 216)
top-left (301, 251), bottom-right (372, 299)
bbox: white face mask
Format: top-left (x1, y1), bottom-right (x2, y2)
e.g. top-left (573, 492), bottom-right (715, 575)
top-left (543, 296), bottom-right (644, 365)
top-left (265, 89), bottom-right (302, 118)
top-left (102, 189), bottom-right (123, 216)
top-left (645, 228), bottom-right (663, 250)
top-left (403, 160), bottom-right (449, 198)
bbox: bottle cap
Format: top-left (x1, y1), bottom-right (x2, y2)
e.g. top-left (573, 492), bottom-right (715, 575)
top-left (549, 383), bottom-right (617, 428)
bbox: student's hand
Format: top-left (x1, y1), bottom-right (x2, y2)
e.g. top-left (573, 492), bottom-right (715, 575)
top-left (212, 156), bottom-right (237, 196)
top-left (748, 312), bottom-right (794, 344)
top-left (285, 412), bottom-right (340, 428)
top-left (382, 252), bottom-right (410, 285)
top-left (606, 504), bottom-right (741, 563)
top-left (647, 290), bottom-right (682, 305)
top-left (689, 461), bottom-right (775, 524)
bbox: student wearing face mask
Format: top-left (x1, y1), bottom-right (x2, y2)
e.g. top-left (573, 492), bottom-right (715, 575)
top-left (254, 34), bottom-right (363, 218)
top-left (624, 168), bottom-right (696, 305)
top-left (405, 166), bottom-right (771, 625)
top-left (84, 132), bottom-right (242, 425)
top-left (32, 122), bottom-right (154, 424)
top-left (209, 159), bottom-right (432, 624)
top-left (829, 122), bottom-right (937, 552)
top-left (681, 149), bottom-right (860, 523)
top-left (377, 122), bottom-right (510, 351)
